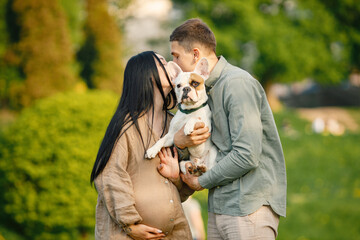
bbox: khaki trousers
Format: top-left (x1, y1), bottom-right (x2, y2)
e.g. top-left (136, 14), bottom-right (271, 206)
top-left (207, 206), bottom-right (280, 240)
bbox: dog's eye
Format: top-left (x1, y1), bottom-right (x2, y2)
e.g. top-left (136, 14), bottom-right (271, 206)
top-left (177, 84), bottom-right (181, 88)
top-left (191, 81), bottom-right (200, 88)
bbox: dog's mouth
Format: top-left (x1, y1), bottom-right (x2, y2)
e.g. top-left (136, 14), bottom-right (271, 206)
top-left (181, 96), bottom-right (196, 104)
top-left (181, 89), bottom-right (197, 104)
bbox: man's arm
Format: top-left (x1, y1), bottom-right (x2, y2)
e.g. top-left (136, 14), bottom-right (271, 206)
top-left (198, 77), bottom-right (263, 189)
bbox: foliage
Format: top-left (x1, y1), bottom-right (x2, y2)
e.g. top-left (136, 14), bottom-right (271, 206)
top-left (194, 108), bottom-right (360, 239)
top-left (77, 0), bottom-right (123, 94)
top-left (0, 0), bottom-right (78, 108)
top-left (0, 225), bottom-right (25, 240)
top-left (172, 0), bottom-right (358, 85)
top-left (0, 0), bottom-right (8, 56)
top-left (59, 0), bottom-right (85, 49)
top-left (0, 90), bottom-right (119, 239)
top-left (319, 0), bottom-right (360, 70)
top-left (0, 0), bottom-right (24, 109)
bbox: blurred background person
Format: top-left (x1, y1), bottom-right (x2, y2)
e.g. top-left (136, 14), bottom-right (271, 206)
top-left (182, 196), bottom-right (206, 240)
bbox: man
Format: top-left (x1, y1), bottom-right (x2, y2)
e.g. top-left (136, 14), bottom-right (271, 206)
top-left (171, 18), bottom-right (287, 239)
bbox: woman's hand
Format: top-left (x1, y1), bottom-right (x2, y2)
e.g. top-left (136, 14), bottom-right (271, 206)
top-left (126, 224), bottom-right (165, 240)
top-left (157, 147), bottom-right (179, 180)
top-left (157, 147), bottom-right (182, 189)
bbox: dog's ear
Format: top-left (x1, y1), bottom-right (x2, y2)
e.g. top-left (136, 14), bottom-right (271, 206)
top-left (194, 58), bottom-right (210, 80)
top-left (167, 61), bottom-right (183, 83)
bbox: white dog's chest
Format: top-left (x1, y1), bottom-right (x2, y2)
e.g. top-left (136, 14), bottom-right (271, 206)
top-left (170, 107), bottom-right (212, 131)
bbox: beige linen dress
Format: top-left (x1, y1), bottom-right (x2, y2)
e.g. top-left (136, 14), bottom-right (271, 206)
top-left (94, 113), bottom-right (193, 240)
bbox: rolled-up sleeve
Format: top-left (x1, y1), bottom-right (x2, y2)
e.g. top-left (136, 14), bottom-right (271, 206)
top-left (178, 182), bottom-right (195, 202)
top-left (199, 77), bottom-right (263, 189)
top-left (95, 135), bottom-right (142, 226)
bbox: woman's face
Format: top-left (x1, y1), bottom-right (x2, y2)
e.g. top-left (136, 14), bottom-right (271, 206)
top-left (155, 53), bottom-right (172, 94)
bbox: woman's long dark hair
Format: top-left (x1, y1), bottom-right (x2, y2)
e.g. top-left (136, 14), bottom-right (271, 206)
top-left (90, 51), bottom-right (176, 184)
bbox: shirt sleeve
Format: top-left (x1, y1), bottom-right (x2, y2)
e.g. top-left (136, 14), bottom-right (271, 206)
top-left (175, 145), bottom-right (190, 160)
top-left (95, 134), bottom-right (143, 226)
top-left (199, 77), bottom-right (263, 189)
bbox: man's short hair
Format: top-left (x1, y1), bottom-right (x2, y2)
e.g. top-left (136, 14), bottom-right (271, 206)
top-left (170, 18), bottom-right (216, 54)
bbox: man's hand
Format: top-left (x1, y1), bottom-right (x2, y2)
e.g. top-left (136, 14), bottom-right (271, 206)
top-left (180, 169), bottom-right (204, 191)
top-left (174, 122), bottom-right (210, 149)
top-left (126, 223), bottom-right (165, 240)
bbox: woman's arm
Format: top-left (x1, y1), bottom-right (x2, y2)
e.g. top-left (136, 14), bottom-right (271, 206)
top-left (96, 136), bottom-right (167, 239)
top-left (95, 136), bottom-right (142, 227)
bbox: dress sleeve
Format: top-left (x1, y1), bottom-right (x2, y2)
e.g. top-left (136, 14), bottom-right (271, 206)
top-left (178, 181), bottom-right (195, 202)
top-left (95, 134), bottom-right (143, 226)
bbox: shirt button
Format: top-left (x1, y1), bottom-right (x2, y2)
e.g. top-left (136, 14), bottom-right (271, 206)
top-left (218, 149), bottom-right (221, 152)
top-left (165, 180), bottom-right (169, 184)
top-left (170, 199), bottom-right (173, 203)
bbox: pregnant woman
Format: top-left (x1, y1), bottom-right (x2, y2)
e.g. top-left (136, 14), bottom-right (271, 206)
top-left (90, 51), bottom-right (194, 240)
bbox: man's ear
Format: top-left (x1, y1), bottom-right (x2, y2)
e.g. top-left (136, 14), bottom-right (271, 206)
top-left (194, 58), bottom-right (209, 80)
top-left (193, 48), bottom-right (200, 60)
top-left (167, 61), bottom-right (183, 83)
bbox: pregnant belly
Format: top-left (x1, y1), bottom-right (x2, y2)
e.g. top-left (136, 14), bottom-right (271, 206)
top-left (134, 185), bottom-right (177, 232)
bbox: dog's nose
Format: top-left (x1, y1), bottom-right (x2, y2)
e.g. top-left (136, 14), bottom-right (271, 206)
top-left (183, 87), bottom-right (191, 94)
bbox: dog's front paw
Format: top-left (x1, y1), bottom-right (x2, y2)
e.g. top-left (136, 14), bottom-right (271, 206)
top-left (184, 124), bottom-right (194, 136)
top-left (145, 148), bottom-right (159, 159)
top-left (180, 161), bottom-right (192, 174)
top-left (197, 164), bottom-right (207, 174)
top-left (186, 162), bottom-right (196, 174)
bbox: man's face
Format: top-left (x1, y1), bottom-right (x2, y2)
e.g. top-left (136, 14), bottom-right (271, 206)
top-left (170, 41), bottom-right (196, 72)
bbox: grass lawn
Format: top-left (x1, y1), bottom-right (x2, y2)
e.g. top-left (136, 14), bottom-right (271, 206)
top-left (193, 108), bottom-right (360, 240)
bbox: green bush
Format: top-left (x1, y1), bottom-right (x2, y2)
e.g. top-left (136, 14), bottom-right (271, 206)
top-left (0, 90), bottom-right (118, 239)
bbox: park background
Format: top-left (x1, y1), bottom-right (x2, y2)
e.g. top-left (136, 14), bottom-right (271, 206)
top-left (0, 0), bottom-right (359, 239)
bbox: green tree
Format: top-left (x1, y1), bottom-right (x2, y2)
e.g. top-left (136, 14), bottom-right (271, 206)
top-left (1, 0), bottom-right (78, 106)
top-left (0, 90), bottom-right (118, 239)
top-left (0, 0), bottom-right (8, 56)
top-left (318, 0), bottom-right (360, 72)
top-left (0, 0), bottom-right (26, 108)
top-left (60, 0), bottom-right (85, 50)
top-left (77, 0), bottom-right (124, 93)
top-left (172, 0), bottom-right (355, 85)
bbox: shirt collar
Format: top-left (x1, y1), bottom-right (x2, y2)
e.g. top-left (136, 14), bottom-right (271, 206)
top-left (205, 56), bottom-right (228, 89)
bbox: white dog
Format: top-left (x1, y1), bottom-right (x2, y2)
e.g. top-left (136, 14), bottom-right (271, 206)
top-left (145, 58), bottom-right (216, 175)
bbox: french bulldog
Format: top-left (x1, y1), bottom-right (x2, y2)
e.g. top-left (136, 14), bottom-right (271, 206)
top-left (145, 58), bottom-right (216, 175)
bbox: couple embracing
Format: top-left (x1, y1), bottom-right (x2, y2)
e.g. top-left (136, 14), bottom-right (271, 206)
top-left (90, 18), bottom-right (286, 240)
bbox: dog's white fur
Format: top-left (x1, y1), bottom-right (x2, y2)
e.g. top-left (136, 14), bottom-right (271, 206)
top-left (145, 58), bottom-right (216, 175)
